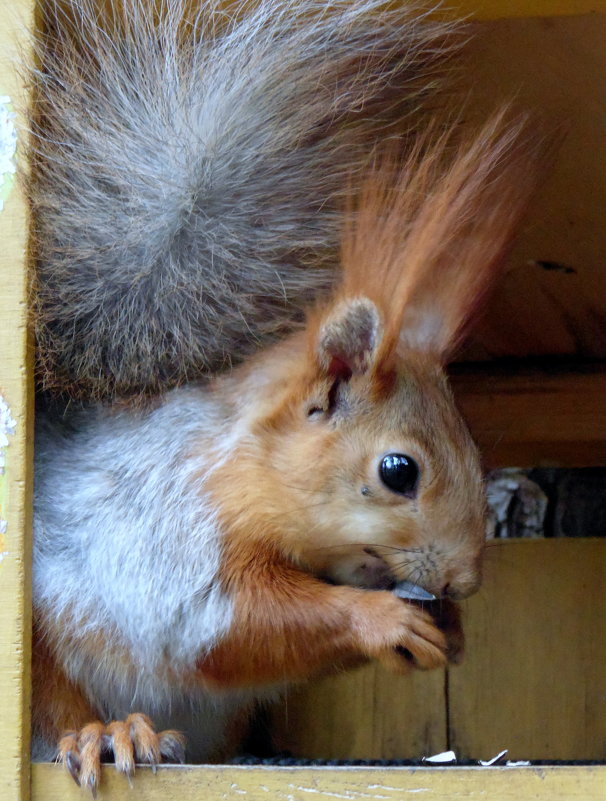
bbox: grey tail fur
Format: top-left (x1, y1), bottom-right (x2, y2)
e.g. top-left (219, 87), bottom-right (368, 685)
top-left (29, 0), bottom-right (459, 399)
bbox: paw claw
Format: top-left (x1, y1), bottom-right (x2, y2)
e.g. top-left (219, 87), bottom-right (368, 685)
top-left (57, 715), bottom-right (185, 791)
top-left (126, 713), bottom-right (161, 766)
top-left (159, 730), bottom-right (187, 764)
top-left (64, 750), bottom-right (82, 786)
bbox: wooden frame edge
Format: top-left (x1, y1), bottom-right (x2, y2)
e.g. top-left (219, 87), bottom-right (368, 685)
top-left (0, 1), bottom-right (34, 800)
top-left (3, 3), bottom-right (606, 801)
top-left (31, 763), bottom-right (606, 801)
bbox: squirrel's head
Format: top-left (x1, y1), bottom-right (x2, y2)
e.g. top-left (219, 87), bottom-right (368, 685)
top-left (250, 297), bottom-right (487, 600)
top-left (215, 110), bottom-right (545, 600)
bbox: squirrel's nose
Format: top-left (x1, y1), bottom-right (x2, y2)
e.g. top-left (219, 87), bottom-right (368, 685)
top-left (441, 576), bottom-right (481, 600)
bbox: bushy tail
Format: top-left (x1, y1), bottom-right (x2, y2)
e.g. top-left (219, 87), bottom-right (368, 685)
top-left (29, 0), bottom-right (458, 399)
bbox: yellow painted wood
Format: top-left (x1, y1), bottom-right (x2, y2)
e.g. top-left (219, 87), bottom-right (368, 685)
top-left (271, 663), bottom-right (447, 760)
top-left (451, 365), bottom-right (606, 468)
top-left (0, 1), bottom-right (34, 801)
top-left (268, 540), bottom-right (606, 764)
top-left (449, 539), bottom-right (606, 760)
top-left (10, 3), bottom-right (606, 800)
top-left (31, 763), bottom-right (606, 801)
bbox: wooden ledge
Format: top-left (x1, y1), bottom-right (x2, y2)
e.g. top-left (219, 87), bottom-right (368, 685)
top-left (31, 762), bottom-right (606, 801)
top-left (450, 363), bottom-right (606, 468)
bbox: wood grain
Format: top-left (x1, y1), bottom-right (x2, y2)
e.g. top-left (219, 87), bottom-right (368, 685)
top-left (451, 364), bottom-right (606, 468)
top-left (0, 1), bottom-right (34, 800)
top-left (271, 663), bottom-right (447, 760)
top-left (457, 13), bottom-right (606, 361)
top-left (269, 540), bottom-right (606, 764)
top-left (449, 538), bottom-right (606, 761)
top-left (30, 763), bottom-right (606, 801)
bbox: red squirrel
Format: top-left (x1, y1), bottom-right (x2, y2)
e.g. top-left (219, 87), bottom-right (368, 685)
top-left (29, 0), bottom-right (544, 792)
top-left (33, 109), bottom-right (542, 790)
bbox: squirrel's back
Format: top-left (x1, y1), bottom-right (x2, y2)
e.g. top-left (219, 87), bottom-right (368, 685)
top-left (29, 0), bottom-right (458, 399)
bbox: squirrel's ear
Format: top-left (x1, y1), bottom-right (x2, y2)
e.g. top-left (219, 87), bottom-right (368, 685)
top-left (315, 297), bottom-right (382, 379)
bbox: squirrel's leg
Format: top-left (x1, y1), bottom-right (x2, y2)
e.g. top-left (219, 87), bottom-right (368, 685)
top-left (32, 626), bottom-right (98, 757)
top-left (32, 623), bottom-right (184, 791)
top-left (197, 540), bottom-right (448, 687)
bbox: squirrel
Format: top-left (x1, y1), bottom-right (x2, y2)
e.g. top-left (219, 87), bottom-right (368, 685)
top-left (31, 112), bottom-right (543, 791)
top-left (28, 0), bottom-right (545, 793)
top-left (28, 0), bottom-right (460, 401)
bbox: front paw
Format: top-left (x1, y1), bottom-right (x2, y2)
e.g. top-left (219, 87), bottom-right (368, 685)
top-left (58, 713), bottom-right (185, 793)
top-left (351, 592), bottom-right (448, 674)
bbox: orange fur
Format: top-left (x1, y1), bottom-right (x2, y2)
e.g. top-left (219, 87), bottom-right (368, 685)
top-left (192, 111), bottom-right (546, 688)
top-left (34, 618), bottom-right (186, 782)
top-left (311, 108), bottom-right (546, 364)
top-left (32, 622), bottom-right (99, 746)
top-left (210, 343), bottom-right (486, 597)
top-left (33, 109), bottom-right (546, 784)
top-left (197, 531), bottom-right (448, 687)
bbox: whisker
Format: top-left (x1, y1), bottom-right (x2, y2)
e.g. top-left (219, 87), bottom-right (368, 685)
top-left (405, 565), bottom-right (425, 590)
top-left (391, 558), bottom-right (422, 573)
top-left (362, 544), bottom-right (425, 554)
top-left (394, 562), bottom-right (421, 584)
top-left (281, 542), bottom-right (428, 556)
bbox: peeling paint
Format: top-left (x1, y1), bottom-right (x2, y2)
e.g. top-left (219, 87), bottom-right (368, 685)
top-left (288, 786), bottom-right (388, 800)
top-left (0, 95), bottom-right (17, 212)
top-left (0, 393), bottom-right (17, 560)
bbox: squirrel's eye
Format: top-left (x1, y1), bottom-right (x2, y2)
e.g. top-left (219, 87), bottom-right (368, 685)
top-left (379, 453), bottom-right (419, 497)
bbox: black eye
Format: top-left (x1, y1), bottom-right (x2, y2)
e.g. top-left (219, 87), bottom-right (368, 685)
top-left (379, 453), bottom-right (419, 497)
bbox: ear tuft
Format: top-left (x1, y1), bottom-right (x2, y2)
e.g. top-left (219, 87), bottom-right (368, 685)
top-left (339, 109), bottom-right (550, 363)
top-left (318, 298), bottom-right (382, 378)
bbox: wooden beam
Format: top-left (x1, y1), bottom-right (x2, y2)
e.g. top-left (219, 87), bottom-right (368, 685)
top-left (451, 364), bottom-right (606, 468)
top-left (0, 1), bottom-right (34, 801)
top-left (30, 763), bottom-right (606, 801)
top-left (454, 13), bottom-right (606, 362)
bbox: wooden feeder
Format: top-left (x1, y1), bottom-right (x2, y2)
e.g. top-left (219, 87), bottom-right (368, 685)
top-left (1, 1), bottom-right (606, 798)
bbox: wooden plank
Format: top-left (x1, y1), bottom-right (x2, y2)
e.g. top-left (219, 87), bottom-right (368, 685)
top-left (456, 13), bottom-right (606, 361)
top-left (0, 1), bottom-right (34, 801)
top-left (30, 763), bottom-right (606, 801)
top-left (451, 364), bottom-right (606, 468)
top-left (270, 540), bottom-right (606, 765)
top-left (449, 539), bottom-right (606, 760)
top-left (271, 663), bottom-right (447, 760)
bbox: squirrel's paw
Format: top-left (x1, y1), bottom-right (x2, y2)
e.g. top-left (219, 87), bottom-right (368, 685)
top-left (352, 593), bottom-right (448, 674)
top-left (58, 713), bottom-right (185, 793)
